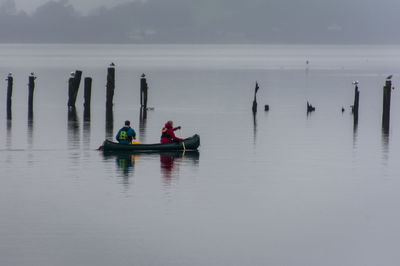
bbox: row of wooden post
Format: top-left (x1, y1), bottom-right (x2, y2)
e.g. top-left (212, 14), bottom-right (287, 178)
top-left (5, 66), bottom-right (149, 134)
top-left (250, 78), bottom-right (394, 132)
top-left (3, 70), bottom-right (393, 133)
top-left (64, 65), bottom-right (149, 139)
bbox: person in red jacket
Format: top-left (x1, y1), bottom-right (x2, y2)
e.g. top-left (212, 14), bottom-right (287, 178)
top-left (161, 120), bottom-right (183, 144)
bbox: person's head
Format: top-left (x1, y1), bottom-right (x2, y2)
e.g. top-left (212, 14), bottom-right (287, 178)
top-left (125, 120), bottom-right (131, 126)
top-left (167, 120), bottom-right (173, 127)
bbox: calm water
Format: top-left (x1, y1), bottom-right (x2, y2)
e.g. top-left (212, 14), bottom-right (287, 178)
top-left (1, 44), bottom-right (400, 266)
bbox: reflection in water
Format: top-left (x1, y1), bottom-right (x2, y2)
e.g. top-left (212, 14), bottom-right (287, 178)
top-left (252, 111), bottom-right (257, 145)
top-left (103, 152), bottom-right (138, 190)
top-left (27, 114), bottom-right (34, 148)
top-left (160, 151), bottom-right (200, 186)
top-left (67, 107), bottom-right (80, 149)
top-left (139, 107), bottom-right (147, 143)
top-left (352, 114), bottom-right (358, 149)
top-left (6, 120), bottom-right (12, 149)
top-left (381, 128), bottom-right (389, 163)
top-left (105, 108), bottom-right (114, 140)
top-left (102, 151), bottom-right (200, 188)
top-left (103, 152), bottom-right (138, 181)
top-left (83, 121), bottom-right (91, 150)
top-left (83, 106), bottom-right (90, 122)
top-left (116, 153), bottom-right (138, 188)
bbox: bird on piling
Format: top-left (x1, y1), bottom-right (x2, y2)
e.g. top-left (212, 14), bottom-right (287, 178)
top-left (70, 72), bottom-right (75, 77)
top-left (352, 80), bottom-right (359, 85)
top-left (110, 62), bottom-right (115, 67)
top-left (386, 74), bottom-right (393, 80)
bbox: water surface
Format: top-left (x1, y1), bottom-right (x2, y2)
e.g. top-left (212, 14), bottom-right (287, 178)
top-left (0, 44), bottom-right (400, 266)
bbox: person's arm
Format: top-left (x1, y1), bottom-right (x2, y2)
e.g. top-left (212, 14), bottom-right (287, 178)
top-left (131, 128), bottom-right (136, 140)
top-left (170, 130), bottom-right (183, 142)
top-left (173, 126), bottom-right (181, 131)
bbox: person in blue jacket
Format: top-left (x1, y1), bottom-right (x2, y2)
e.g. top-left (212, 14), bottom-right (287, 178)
top-left (116, 120), bottom-right (136, 144)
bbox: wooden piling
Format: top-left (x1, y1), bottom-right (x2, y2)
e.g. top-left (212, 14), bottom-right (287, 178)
top-left (252, 82), bottom-right (259, 113)
top-left (28, 73), bottom-right (36, 119)
top-left (68, 70), bottom-right (82, 108)
top-left (352, 83), bottom-right (359, 125)
top-left (105, 65), bottom-right (115, 139)
top-left (6, 74), bottom-right (13, 120)
top-left (106, 66), bottom-right (115, 109)
top-left (83, 77), bottom-right (92, 121)
top-left (382, 79), bottom-right (392, 132)
top-left (68, 106), bottom-right (78, 122)
top-left (352, 85), bottom-right (359, 115)
top-left (140, 74), bottom-right (148, 109)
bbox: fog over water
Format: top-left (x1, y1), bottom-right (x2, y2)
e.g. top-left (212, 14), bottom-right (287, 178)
top-left (1, 0), bottom-right (400, 43)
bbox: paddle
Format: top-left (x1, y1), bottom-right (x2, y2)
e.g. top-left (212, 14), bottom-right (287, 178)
top-left (179, 128), bottom-right (186, 152)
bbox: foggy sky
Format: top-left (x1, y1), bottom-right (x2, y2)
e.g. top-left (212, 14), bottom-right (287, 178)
top-left (0, 0), bottom-right (399, 44)
top-left (8, 0), bottom-right (130, 14)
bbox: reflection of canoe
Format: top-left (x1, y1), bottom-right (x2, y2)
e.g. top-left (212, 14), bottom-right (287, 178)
top-left (103, 150), bottom-right (199, 159)
top-left (102, 134), bottom-right (200, 152)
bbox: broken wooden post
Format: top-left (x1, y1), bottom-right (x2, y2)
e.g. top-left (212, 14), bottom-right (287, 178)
top-left (28, 72), bottom-right (36, 120)
top-left (382, 76), bottom-right (393, 133)
top-left (106, 64), bottom-right (115, 110)
top-left (252, 82), bottom-right (259, 113)
top-left (6, 73), bottom-right (13, 120)
top-left (67, 70), bottom-right (82, 108)
top-left (83, 77), bottom-right (92, 121)
top-left (140, 73), bottom-right (148, 109)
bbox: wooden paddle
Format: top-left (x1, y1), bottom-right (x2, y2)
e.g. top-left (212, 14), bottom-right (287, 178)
top-left (179, 128), bottom-right (186, 152)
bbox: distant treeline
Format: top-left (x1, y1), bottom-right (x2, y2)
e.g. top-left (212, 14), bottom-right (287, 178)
top-left (1, 0), bottom-right (399, 44)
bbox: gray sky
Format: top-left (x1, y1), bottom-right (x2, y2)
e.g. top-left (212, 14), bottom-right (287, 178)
top-left (1, 0), bottom-right (400, 44)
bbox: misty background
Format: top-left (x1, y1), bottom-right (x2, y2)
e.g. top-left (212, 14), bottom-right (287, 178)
top-left (0, 0), bottom-right (399, 44)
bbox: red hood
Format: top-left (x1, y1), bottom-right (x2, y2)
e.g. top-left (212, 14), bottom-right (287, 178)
top-left (164, 122), bottom-right (172, 128)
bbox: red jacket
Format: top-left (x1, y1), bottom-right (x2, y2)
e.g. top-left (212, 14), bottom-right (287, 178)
top-left (161, 122), bottom-right (183, 144)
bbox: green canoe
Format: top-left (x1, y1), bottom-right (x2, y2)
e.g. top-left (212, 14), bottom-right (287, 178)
top-left (102, 134), bottom-right (200, 152)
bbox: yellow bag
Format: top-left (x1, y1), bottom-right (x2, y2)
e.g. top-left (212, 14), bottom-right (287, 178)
top-left (131, 141), bottom-right (142, 145)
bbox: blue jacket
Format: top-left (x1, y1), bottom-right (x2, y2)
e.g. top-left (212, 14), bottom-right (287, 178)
top-left (116, 126), bottom-right (136, 144)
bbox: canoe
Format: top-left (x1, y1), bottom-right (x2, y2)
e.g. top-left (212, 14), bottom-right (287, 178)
top-left (102, 134), bottom-right (200, 152)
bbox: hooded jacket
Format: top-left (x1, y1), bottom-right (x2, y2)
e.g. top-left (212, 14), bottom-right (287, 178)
top-left (160, 122), bottom-right (182, 144)
top-left (116, 126), bottom-right (136, 144)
